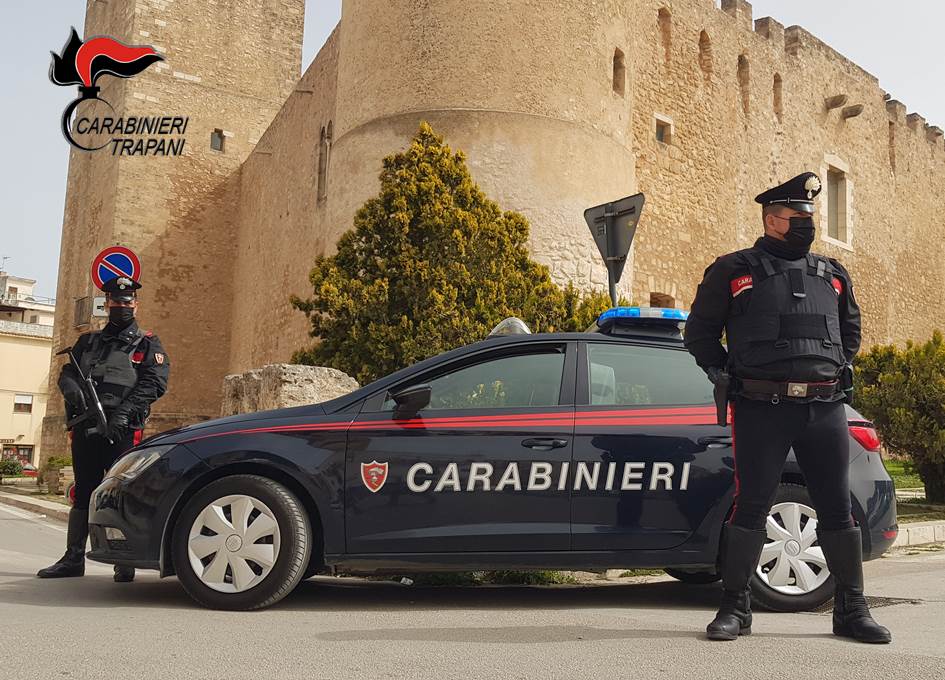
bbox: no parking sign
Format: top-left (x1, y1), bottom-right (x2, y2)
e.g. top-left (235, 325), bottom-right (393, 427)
top-left (90, 246), bottom-right (140, 290)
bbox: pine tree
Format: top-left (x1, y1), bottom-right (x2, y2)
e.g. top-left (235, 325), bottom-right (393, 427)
top-left (292, 123), bottom-right (622, 383)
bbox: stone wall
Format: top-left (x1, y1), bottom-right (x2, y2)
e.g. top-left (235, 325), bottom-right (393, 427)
top-left (221, 364), bottom-right (359, 416)
top-left (628, 0), bottom-right (945, 349)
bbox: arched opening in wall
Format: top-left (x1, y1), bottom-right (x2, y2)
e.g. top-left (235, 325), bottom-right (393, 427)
top-left (773, 73), bottom-right (783, 123)
top-left (737, 54), bottom-right (750, 116)
top-left (613, 48), bottom-right (626, 96)
top-left (317, 121), bottom-right (333, 201)
top-left (649, 292), bottom-right (675, 308)
top-left (658, 8), bottom-right (672, 63)
top-left (698, 31), bottom-right (713, 78)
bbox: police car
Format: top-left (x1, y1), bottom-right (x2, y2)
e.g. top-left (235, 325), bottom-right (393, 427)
top-left (87, 307), bottom-right (898, 611)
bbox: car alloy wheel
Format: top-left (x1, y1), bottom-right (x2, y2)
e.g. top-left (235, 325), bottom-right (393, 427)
top-left (187, 494), bottom-right (281, 594)
top-left (756, 500), bottom-right (829, 596)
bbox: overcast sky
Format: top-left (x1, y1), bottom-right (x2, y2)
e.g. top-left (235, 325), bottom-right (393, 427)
top-left (1, 1), bottom-right (940, 298)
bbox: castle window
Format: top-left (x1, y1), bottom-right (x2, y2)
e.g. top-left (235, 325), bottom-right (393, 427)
top-left (737, 55), bottom-right (750, 115)
top-left (73, 296), bottom-right (91, 328)
top-left (826, 167), bottom-right (848, 243)
top-left (210, 129), bottom-right (225, 152)
top-left (698, 31), bottom-right (713, 77)
top-left (317, 121), bottom-right (333, 201)
top-left (654, 113), bottom-right (674, 145)
top-left (658, 8), bottom-right (672, 63)
top-left (773, 73), bottom-right (783, 122)
top-left (649, 292), bottom-right (675, 308)
top-left (612, 48), bottom-right (626, 96)
top-left (888, 122), bottom-right (896, 171)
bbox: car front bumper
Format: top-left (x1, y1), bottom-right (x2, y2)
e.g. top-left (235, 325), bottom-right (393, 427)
top-left (87, 444), bottom-right (208, 571)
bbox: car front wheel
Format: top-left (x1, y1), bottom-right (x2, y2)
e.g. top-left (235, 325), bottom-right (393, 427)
top-left (171, 474), bottom-right (311, 610)
top-left (749, 483), bottom-right (835, 612)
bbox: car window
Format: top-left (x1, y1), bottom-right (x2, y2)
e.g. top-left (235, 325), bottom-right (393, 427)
top-left (384, 349), bottom-right (566, 410)
top-left (587, 343), bottom-right (714, 406)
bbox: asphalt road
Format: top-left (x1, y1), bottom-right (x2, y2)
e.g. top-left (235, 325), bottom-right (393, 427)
top-left (1, 503), bottom-right (943, 680)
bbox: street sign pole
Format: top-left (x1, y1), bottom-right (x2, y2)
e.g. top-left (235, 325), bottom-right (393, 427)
top-left (584, 193), bottom-right (645, 308)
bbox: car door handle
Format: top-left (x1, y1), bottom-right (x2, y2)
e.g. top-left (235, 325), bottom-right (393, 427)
top-left (698, 436), bottom-right (733, 449)
top-left (522, 438), bottom-right (569, 451)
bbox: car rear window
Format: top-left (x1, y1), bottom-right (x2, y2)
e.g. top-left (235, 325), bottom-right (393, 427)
top-left (587, 343), bottom-right (714, 406)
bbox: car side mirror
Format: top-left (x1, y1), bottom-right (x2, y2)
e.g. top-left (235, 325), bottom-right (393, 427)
top-left (391, 384), bottom-right (431, 419)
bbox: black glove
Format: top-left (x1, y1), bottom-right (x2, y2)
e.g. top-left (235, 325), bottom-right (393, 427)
top-left (706, 366), bottom-right (724, 385)
top-left (106, 409), bottom-right (131, 441)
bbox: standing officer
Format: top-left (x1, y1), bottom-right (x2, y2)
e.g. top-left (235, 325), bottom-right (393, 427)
top-left (37, 275), bottom-right (169, 582)
top-left (684, 173), bottom-right (890, 644)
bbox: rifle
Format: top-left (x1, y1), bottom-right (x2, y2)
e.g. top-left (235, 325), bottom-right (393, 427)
top-left (57, 346), bottom-right (112, 443)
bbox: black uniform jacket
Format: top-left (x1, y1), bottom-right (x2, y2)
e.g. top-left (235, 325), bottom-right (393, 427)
top-left (684, 237), bottom-right (862, 378)
top-left (59, 321), bottom-right (170, 430)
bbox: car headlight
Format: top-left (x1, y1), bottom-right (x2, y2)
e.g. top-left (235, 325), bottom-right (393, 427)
top-left (105, 445), bottom-right (174, 481)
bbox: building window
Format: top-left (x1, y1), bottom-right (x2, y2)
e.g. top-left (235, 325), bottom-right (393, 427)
top-left (317, 121), bottom-right (333, 201)
top-left (73, 296), bottom-right (91, 328)
top-left (773, 73), bottom-right (783, 123)
top-left (698, 31), bottom-right (713, 78)
top-left (888, 122), bottom-right (896, 172)
top-left (827, 167), bottom-right (848, 242)
top-left (658, 8), bottom-right (672, 63)
top-left (612, 48), bottom-right (626, 96)
top-left (210, 129), bottom-right (225, 152)
top-left (13, 394), bottom-right (32, 414)
top-left (29, 314), bottom-right (38, 324)
top-left (654, 113), bottom-right (674, 145)
top-left (737, 55), bottom-right (750, 115)
top-left (7, 286), bottom-right (18, 299)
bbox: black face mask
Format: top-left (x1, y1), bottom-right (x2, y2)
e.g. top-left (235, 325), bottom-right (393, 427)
top-left (785, 215), bottom-right (815, 249)
top-left (108, 307), bottom-right (135, 327)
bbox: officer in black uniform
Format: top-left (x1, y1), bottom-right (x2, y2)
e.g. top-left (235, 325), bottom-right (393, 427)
top-left (684, 173), bottom-right (890, 644)
top-left (38, 276), bottom-right (169, 582)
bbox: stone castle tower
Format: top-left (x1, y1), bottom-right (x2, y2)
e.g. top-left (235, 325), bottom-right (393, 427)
top-left (44, 0), bottom-right (945, 461)
top-left (42, 0), bottom-right (305, 459)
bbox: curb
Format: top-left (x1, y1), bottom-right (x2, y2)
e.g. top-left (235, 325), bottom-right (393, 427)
top-left (892, 520), bottom-right (945, 548)
top-left (0, 492), bottom-right (71, 522)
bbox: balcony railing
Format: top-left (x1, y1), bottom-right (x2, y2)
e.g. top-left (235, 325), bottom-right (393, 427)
top-left (0, 292), bottom-right (56, 307)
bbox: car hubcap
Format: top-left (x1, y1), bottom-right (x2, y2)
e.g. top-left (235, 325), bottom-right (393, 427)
top-left (757, 501), bottom-right (829, 596)
top-left (187, 494), bottom-right (280, 594)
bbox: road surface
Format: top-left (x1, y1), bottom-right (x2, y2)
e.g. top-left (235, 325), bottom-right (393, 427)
top-left (1, 503), bottom-right (942, 680)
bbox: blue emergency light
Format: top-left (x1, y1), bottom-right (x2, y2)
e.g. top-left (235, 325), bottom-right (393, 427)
top-left (595, 306), bottom-right (689, 335)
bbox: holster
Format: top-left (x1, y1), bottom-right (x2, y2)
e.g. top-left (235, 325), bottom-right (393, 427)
top-left (839, 363), bottom-right (854, 403)
top-left (713, 371), bottom-right (732, 427)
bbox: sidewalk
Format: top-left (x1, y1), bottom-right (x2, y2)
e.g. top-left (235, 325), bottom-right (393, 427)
top-left (0, 491), bottom-right (70, 522)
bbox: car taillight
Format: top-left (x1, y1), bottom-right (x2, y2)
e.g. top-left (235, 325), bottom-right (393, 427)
top-left (849, 424), bottom-right (881, 452)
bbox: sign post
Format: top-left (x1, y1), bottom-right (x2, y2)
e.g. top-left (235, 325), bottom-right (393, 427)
top-left (583, 193), bottom-right (645, 307)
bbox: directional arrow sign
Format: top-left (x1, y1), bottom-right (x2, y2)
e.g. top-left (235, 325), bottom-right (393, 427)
top-left (584, 193), bottom-right (645, 304)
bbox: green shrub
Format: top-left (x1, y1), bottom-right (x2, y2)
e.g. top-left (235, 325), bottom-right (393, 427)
top-left (292, 122), bottom-right (629, 384)
top-left (855, 331), bottom-right (945, 502)
top-left (0, 458), bottom-right (23, 478)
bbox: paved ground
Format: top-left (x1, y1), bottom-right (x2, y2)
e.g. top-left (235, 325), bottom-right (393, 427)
top-left (1, 504), bottom-right (943, 680)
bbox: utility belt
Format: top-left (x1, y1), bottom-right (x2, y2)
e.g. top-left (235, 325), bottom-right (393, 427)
top-left (737, 378), bottom-right (839, 404)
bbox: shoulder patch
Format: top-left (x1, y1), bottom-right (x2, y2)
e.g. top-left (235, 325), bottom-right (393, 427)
top-left (145, 330), bottom-right (153, 337)
top-left (831, 277), bottom-right (843, 296)
top-left (730, 274), bottom-right (753, 298)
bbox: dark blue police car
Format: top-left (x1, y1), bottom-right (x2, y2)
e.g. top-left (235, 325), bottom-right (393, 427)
top-left (88, 307), bottom-right (898, 610)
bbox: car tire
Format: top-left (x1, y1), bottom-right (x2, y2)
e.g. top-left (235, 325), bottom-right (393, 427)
top-left (171, 474), bottom-right (311, 610)
top-left (664, 568), bottom-right (721, 584)
top-left (749, 483), bottom-right (835, 613)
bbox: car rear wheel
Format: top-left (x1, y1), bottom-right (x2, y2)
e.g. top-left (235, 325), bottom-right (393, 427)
top-left (171, 475), bottom-right (311, 610)
top-left (664, 568), bottom-right (721, 584)
top-left (749, 483), bottom-right (834, 612)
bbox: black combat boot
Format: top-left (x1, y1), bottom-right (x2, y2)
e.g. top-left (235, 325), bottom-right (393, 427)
top-left (37, 508), bottom-right (87, 578)
top-left (113, 565), bottom-right (135, 582)
top-left (817, 527), bottom-right (892, 644)
top-left (706, 524), bottom-right (768, 641)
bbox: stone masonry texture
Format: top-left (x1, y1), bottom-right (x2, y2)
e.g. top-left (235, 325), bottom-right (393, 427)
top-left (43, 0), bottom-right (945, 462)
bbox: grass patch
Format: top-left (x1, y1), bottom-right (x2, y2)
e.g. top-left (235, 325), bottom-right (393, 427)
top-left (618, 569), bottom-right (665, 578)
top-left (883, 458), bottom-right (923, 489)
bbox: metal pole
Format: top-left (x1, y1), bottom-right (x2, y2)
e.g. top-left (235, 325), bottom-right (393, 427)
top-left (604, 205), bottom-right (617, 307)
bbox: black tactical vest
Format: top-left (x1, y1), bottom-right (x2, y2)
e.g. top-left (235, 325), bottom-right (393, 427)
top-left (726, 249), bottom-right (845, 381)
top-left (80, 330), bottom-right (144, 410)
